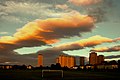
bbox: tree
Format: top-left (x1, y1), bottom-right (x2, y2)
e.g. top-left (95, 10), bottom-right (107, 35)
top-left (55, 63), bottom-right (61, 70)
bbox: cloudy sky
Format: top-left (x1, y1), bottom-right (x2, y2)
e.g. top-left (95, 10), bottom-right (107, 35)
top-left (0, 0), bottom-right (120, 66)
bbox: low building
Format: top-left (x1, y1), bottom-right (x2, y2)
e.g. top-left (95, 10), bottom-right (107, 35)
top-left (85, 64), bottom-right (94, 69)
top-left (27, 65), bottom-right (33, 69)
top-left (0, 65), bottom-right (13, 69)
top-left (97, 64), bottom-right (118, 69)
top-left (79, 65), bottom-right (85, 69)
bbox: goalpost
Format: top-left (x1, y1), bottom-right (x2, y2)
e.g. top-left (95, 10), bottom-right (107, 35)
top-left (42, 70), bottom-right (63, 78)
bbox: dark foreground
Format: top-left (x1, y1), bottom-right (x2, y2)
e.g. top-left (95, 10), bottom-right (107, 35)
top-left (0, 70), bottom-right (120, 80)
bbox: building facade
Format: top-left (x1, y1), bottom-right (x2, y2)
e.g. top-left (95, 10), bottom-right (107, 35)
top-left (56, 55), bottom-right (75, 68)
top-left (38, 54), bottom-right (43, 66)
top-left (89, 52), bottom-right (97, 65)
top-left (80, 57), bottom-right (85, 66)
top-left (97, 55), bottom-right (104, 64)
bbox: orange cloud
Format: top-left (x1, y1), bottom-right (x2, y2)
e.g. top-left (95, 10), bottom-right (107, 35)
top-left (0, 36), bottom-right (16, 44)
top-left (50, 35), bottom-right (117, 51)
top-left (15, 11), bottom-right (94, 44)
top-left (0, 11), bottom-right (94, 52)
top-left (77, 35), bottom-right (113, 47)
top-left (91, 45), bottom-right (120, 52)
top-left (68, 0), bottom-right (102, 6)
top-left (91, 47), bottom-right (109, 52)
top-left (55, 4), bottom-right (69, 10)
top-left (113, 37), bottom-right (120, 42)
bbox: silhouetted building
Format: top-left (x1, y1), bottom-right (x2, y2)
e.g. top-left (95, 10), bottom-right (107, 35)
top-left (89, 52), bottom-right (97, 65)
top-left (38, 54), bottom-right (43, 66)
top-left (80, 57), bottom-right (85, 66)
top-left (97, 60), bottom-right (118, 69)
top-left (56, 55), bottom-right (75, 68)
top-left (97, 55), bottom-right (104, 64)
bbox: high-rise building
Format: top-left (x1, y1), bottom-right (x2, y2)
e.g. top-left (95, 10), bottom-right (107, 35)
top-left (38, 54), bottom-right (43, 66)
top-left (68, 56), bottom-right (71, 67)
top-left (80, 57), bottom-right (85, 66)
top-left (56, 55), bottom-right (75, 68)
top-left (65, 56), bottom-right (69, 67)
top-left (97, 55), bottom-right (104, 64)
top-left (59, 55), bottom-right (65, 67)
top-left (89, 52), bottom-right (97, 65)
top-left (68, 56), bottom-right (75, 68)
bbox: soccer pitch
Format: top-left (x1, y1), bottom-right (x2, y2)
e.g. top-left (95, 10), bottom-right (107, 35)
top-left (0, 70), bottom-right (120, 80)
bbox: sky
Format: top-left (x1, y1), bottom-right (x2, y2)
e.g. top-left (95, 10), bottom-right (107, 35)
top-left (0, 0), bottom-right (120, 66)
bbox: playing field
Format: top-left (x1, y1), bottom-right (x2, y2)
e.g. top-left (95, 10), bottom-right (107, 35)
top-left (0, 70), bottom-right (120, 80)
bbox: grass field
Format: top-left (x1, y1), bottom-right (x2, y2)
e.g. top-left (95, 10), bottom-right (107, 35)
top-left (0, 70), bottom-right (120, 80)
